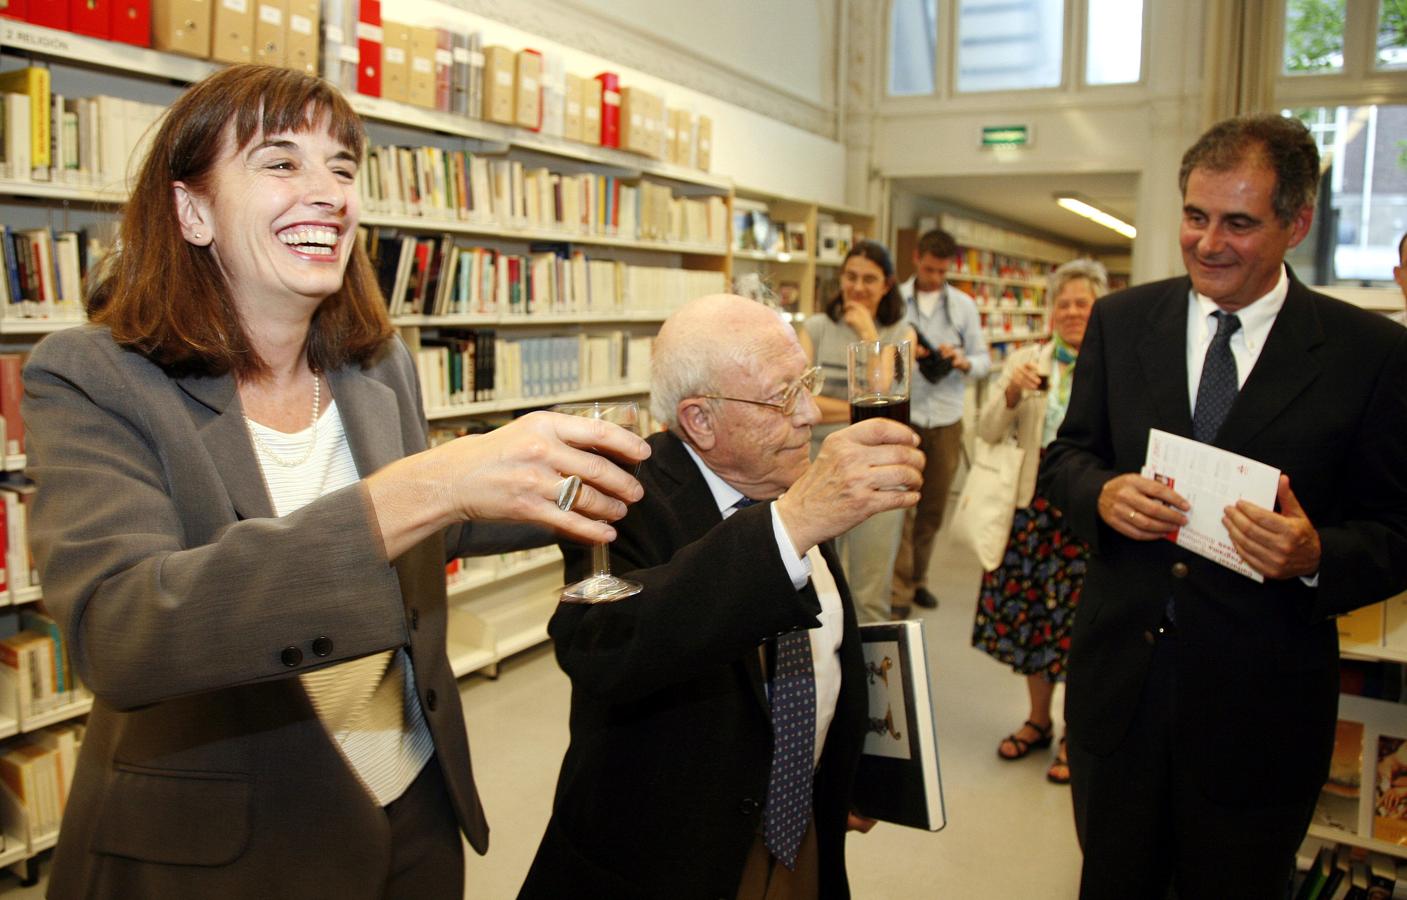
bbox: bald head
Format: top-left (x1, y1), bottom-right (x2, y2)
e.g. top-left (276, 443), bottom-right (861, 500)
top-left (650, 294), bottom-right (795, 430)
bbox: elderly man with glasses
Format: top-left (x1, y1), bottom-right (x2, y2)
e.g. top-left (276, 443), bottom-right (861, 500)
top-left (521, 294), bottom-right (924, 900)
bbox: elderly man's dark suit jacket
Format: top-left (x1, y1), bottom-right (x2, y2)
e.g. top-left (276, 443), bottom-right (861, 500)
top-left (1040, 275), bottom-right (1407, 813)
top-left (519, 430), bottom-right (869, 900)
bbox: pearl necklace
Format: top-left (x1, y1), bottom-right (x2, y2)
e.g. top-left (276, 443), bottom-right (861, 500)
top-left (246, 376), bottom-right (321, 468)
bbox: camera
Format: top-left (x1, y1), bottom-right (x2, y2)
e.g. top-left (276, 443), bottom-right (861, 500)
top-left (914, 331), bottom-right (954, 383)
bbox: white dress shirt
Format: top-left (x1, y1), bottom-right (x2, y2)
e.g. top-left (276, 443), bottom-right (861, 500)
top-left (681, 443), bottom-right (844, 766)
top-left (1185, 266), bottom-right (1289, 407)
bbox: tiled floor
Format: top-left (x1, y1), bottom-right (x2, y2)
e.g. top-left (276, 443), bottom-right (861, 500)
top-left (1, 517), bottom-right (1085, 898)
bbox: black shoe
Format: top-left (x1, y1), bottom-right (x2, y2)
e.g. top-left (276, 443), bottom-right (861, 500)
top-left (913, 587), bottom-right (939, 609)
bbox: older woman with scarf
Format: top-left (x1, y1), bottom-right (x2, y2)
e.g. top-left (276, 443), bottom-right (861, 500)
top-left (970, 258), bottom-right (1108, 785)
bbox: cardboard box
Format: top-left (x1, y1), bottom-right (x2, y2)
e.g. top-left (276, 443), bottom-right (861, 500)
top-left (563, 73), bottom-right (585, 143)
top-left (211, 0), bottom-right (255, 63)
top-left (253, 0), bottom-right (285, 66)
top-left (379, 20), bottom-right (411, 103)
top-left (481, 45), bottom-right (516, 125)
top-left (696, 114), bottom-right (712, 171)
top-left (152, 0), bottom-right (212, 58)
top-left (514, 48), bottom-right (541, 131)
top-left (616, 86), bottom-right (658, 158)
top-left (407, 25), bottom-right (437, 108)
top-left (595, 71), bottom-right (620, 148)
top-left (671, 108), bottom-right (694, 166)
top-left (1386, 590), bottom-right (1407, 652)
top-left (1337, 602), bottom-right (1385, 651)
top-left (283, 0), bottom-right (318, 74)
top-left (580, 75), bottom-right (602, 145)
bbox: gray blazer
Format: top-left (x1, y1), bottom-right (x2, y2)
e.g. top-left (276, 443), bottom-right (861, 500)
top-left (22, 325), bottom-right (538, 899)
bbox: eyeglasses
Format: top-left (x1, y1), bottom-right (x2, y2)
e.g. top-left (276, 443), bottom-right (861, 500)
top-left (698, 366), bottom-right (825, 417)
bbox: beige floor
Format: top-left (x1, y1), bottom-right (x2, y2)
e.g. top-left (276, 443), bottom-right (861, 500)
top-left (1, 518), bottom-right (1085, 898)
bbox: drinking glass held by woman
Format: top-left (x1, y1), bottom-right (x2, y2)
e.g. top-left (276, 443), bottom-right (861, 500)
top-left (970, 259), bottom-right (1108, 785)
top-left (20, 64), bottom-right (647, 900)
top-left (798, 241), bottom-right (920, 624)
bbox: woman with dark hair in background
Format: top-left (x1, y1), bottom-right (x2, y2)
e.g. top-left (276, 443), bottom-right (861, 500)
top-left (798, 241), bottom-right (918, 622)
top-left (22, 64), bottom-right (646, 900)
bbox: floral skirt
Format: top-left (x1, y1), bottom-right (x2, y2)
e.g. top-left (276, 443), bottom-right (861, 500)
top-left (970, 492), bottom-right (1089, 680)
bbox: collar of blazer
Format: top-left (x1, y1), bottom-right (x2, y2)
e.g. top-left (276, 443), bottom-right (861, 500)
top-left (645, 430), bottom-right (841, 713)
top-left (173, 359), bottom-right (404, 521)
top-left (1134, 273), bottom-right (1326, 452)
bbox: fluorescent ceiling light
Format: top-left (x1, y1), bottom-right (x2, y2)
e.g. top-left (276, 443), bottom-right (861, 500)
top-left (1055, 195), bottom-right (1137, 239)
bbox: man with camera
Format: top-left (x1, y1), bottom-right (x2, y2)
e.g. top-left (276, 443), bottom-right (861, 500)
top-left (891, 228), bottom-right (992, 616)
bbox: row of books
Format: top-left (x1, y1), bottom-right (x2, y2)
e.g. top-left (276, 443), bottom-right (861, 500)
top-left (1, 480), bottom-right (39, 597)
top-left (980, 311), bottom-right (1045, 338)
top-left (1, 226), bottom-right (94, 320)
top-left (950, 247), bottom-right (1057, 283)
top-left (951, 281), bottom-right (1047, 311)
top-left (0, 722), bottom-right (84, 850)
top-left (0, 606), bottom-right (88, 723)
top-left (414, 328), bottom-right (652, 409)
top-left (1296, 840), bottom-right (1405, 899)
top-left (0, 67), bottom-right (164, 191)
top-left (360, 145), bottom-right (727, 247)
top-left (370, 230), bottom-right (726, 319)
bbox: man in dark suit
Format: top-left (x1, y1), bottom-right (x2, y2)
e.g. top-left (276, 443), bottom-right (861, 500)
top-left (1040, 114), bottom-right (1407, 898)
top-left (520, 294), bottom-right (924, 900)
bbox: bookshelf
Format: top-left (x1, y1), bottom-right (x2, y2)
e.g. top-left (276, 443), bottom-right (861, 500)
top-left (0, 10), bottom-right (879, 878)
top-left (730, 188), bottom-right (875, 317)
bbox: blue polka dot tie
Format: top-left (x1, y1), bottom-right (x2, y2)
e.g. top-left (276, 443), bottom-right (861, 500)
top-left (1193, 311), bottom-right (1242, 443)
top-left (763, 627), bottom-right (815, 869)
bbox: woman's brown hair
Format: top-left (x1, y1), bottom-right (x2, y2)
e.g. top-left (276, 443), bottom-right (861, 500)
top-left (88, 64), bottom-right (393, 377)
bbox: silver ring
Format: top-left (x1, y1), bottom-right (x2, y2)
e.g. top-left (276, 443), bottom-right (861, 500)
top-left (555, 475), bottom-right (582, 512)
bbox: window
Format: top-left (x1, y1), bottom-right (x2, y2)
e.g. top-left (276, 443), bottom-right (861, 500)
top-left (1085, 0), bottom-right (1144, 85)
top-left (1378, 0), bottom-right (1407, 70)
top-left (956, 0), bottom-right (1064, 93)
top-left (1285, 104), bottom-right (1407, 284)
top-left (889, 0), bottom-right (938, 96)
top-left (1283, 0), bottom-right (1347, 74)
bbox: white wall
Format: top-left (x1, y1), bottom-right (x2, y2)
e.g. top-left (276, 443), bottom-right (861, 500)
top-left (871, 0), bottom-right (1207, 284)
top-left (564, 0), bottom-right (834, 109)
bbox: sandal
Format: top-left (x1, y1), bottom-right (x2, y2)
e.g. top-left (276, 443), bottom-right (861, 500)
top-left (997, 720), bottom-right (1053, 760)
top-left (1047, 736), bottom-right (1071, 784)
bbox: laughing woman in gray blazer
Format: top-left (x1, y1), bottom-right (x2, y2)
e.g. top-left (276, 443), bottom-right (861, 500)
top-left (21, 65), bottom-right (646, 900)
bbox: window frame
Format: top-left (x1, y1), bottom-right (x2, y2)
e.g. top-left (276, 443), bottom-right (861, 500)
top-left (1274, 0), bottom-right (1407, 108)
top-left (881, 0), bottom-right (1151, 107)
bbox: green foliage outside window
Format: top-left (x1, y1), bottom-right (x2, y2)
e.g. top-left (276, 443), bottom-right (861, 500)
top-left (1284, 0), bottom-right (1346, 73)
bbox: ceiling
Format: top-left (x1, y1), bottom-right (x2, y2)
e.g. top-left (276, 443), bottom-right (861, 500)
top-left (892, 171), bottom-right (1142, 253)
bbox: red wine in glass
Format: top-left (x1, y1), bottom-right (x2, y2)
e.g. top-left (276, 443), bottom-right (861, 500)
top-left (850, 394), bottom-right (910, 425)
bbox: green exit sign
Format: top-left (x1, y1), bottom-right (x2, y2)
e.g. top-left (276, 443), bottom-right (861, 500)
top-left (981, 125), bottom-right (1032, 148)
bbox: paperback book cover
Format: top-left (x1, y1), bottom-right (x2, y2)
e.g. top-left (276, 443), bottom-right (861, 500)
top-left (852, 620), bottom-right (946, 831)
top-left (1373, 734), bottom-right (1407, 846)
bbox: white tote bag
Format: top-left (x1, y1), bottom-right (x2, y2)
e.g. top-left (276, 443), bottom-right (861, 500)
top-left (951, 438), bottom-right (1025, 572)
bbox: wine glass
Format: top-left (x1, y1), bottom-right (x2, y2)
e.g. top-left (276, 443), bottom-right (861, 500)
top-left (848, 339), bottom-right (912, 425)
top-left (552, 401), bottom-right (644, 603)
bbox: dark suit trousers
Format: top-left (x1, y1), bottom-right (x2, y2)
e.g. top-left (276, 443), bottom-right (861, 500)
top-left (384, 756), bottom-right (465, 900)
top-left (1070, 634), bottom-right (1314, 900)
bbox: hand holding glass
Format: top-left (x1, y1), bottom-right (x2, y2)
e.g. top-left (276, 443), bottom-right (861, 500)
top-left (848, 339), bottom-right (912, 426)
top-left (552, 401), bottom-right (644, 603)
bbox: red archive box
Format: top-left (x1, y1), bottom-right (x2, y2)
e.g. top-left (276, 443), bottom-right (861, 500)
top-left (69, 0), bottom-right (110, 36)
top-left (110, 0), bottom-right (150, 45)
top-left (355, 0), bottom-right (382, 97)
top-left (27, 0), bottom-right (69, 28)
top-left (594, 71), bottom-right (619, 148)
top-left (0, 0), bottom-right (27, 22)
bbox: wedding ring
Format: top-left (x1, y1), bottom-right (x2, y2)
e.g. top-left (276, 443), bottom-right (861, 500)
top-left (555, 475), bottom-right (582, 512)
top-left (1128, 509), bottom-right (1137, 521)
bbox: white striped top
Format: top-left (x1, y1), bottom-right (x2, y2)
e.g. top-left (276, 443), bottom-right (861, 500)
top-left (247, 398), bottom-right (434, 806)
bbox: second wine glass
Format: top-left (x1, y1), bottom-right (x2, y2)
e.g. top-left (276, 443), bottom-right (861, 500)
top-left (552, 401), bottom-right (644, 603)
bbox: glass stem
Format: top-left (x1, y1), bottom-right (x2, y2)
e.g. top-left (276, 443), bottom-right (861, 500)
top-left (591, 541), bottom-right (612, 579)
